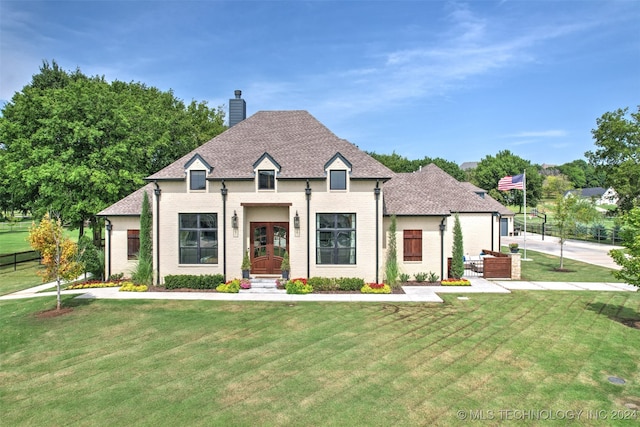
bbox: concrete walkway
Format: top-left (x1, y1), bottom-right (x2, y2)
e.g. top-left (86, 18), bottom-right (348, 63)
top-left (1, 276), bottom-right (635, 304)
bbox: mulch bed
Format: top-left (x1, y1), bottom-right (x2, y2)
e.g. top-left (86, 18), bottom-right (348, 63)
top-left (35, 307), bottom-right (74, 318)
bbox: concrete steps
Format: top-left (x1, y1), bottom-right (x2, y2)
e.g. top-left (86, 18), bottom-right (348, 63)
top-left (240, 278), bottom-right (285, 294)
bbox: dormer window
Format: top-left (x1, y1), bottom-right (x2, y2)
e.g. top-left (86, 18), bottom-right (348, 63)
top-left (325, 152), bottom-right (351, 192)
top-left (330, 170), bottom-right (347, 190)
top-left (258, 170), bottom-right (275, 190)
top-left (190, 170), bottom-right (206, 191)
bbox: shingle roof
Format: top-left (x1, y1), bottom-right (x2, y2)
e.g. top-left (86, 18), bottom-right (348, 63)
top-left (98, 183), bottom-right (154, 216)
top-left (459, 182), bottom-right (513, 216)
top-left (383, 164), bottom-right (512, 216)
top-left (147, 111), bottom-right (393, 181)
top-left (564, 187), bottom-right (607, 198)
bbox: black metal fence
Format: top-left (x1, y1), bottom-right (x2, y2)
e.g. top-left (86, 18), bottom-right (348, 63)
top-left (513, 218), bottom-right (623, 245)
top-left (0, 250), bottom-right (41, 272)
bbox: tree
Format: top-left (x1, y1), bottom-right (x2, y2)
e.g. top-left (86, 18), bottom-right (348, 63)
top-left (586, 107), bottom-right (640, 212)
top-left (542, 175), bottom-right (573, 199)
top-left (473, 150), bottom-right (543, 208)
top-left (28, 213), bottom-right (83, 310)
top-left (609, 207), bottom-right (640, 287)
top-left (77, 235), bottom-right (105, 280)
top-left (450, 214), bottom-right (464, 279)
top-left (132, 191), bottom-right (153, 285)
top-left (385, 215), bottom-right (399, 287)
top-left (0, 60), bottom-right (226, 242)
top-left (368, 152), bottom-right (465, 180)
top-left (552, 195), bottom-right (601, 270)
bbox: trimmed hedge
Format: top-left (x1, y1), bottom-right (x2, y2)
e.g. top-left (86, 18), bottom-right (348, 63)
top-left (307, 277), bottom-right (365, 292)
top-left (164, 274), bottom-right (225, 290)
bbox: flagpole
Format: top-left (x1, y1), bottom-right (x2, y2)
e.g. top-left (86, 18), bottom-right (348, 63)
top-left (523, 170), bottom-right (527, 260)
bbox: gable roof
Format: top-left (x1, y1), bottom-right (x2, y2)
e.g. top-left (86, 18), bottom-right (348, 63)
top-left (383, 164), bottom-right (512, 216)
top-left (564, 187), bottom-right (607, 198)
top-left (98, 183), bottom-right (154, 216)
top-left (147, 111), bottom-right (393, 181)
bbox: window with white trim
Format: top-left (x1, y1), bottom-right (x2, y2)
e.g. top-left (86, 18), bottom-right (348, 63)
top-left (330, 170), bottom-right (347, 190)
top-left (190, 170), bottom-right (206, 191)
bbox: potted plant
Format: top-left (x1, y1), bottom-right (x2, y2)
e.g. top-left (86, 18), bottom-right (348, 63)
top-left (241, 250), bottom-right (251, 279)
top-left (509, 243), bottom-right (519, 253)
top-left (280, 251), bottom-right (290, 280)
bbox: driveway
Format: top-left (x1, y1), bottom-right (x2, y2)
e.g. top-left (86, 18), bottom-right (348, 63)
top-left (501, 232), bottom-right (623, 270)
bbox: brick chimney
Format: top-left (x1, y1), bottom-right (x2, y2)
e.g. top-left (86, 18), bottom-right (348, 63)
top-left (229, 90), bottom-right (246, 127)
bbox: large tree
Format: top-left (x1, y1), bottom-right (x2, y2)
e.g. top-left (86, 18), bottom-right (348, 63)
top-left (472, 150), bottom-right (543, 208)
top-left (557, 159), bottom-right (606, 190)
top-left (0, 60), bottom-right (226, 241)
top-left (586, 107), bottom-right (640, 212)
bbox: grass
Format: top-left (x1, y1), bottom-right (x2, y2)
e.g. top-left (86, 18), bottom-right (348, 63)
top-left (0, 224), bottom-right (77, 255)
top-left (0, 262), bottom-right (46, 295)
top-left (1, 293), bottom-right (640, 425)
top-left (500, 247), bottom-right (624, 283)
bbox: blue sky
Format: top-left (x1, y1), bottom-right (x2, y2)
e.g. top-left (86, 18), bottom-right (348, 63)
top-left (1, 1), bottom-right (638, 166)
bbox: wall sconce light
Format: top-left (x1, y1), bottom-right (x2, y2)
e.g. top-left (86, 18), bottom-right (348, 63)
top-left (294, 211), bottom-right (300, 229)
top-left (232, 211), bottom-right (238, 229)
top-left (439, 223), bottom-right (446, 233)
top-left (106, 223), bottom-right (113, 232)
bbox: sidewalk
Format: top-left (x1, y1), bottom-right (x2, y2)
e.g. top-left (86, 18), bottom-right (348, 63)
top-left (1, 276), bottom-right (635, 304)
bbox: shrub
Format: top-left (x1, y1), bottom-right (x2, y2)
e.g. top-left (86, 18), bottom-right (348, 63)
top-left (216, 279), bottom-right (240, 293)
top-left (591, 223), bottom-right (607, 240)
top-left (361, 283), bottom-right (391, 294)
top-left (164, 274), bottom-right (225, 290)
top-left (441, 278), bottom-right (471, 286)
top-left (131, 257), bottom-right (153, 286)
top-left (427, 272), bottom-right (439, 283)
top-left (337, 277), bottom-right (365, 291)
top-left (108, 273), bottom-right (124, 281)
top-left (119, 282), bottom-right (148, 292)
top-left (286, 278), bottom-right (313, 294)
top-left (399, 273), bottom-right (410, 283)
top-left (307, 277), bottom-right (338, 291)
top-left (414, 272), bottom-right (427, 282)
top-left (385, 215), bottom-right (399, 287)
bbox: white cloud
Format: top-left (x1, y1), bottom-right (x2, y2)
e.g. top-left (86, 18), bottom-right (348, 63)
top-left (503, 130), bottom-right (568, 138)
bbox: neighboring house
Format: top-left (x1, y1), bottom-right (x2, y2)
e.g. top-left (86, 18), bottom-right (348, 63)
top-left (99, 93), bottom-right (514, 284)
top-left (564, 187), bottom-right (618, 205)
top-left (459, 161), bottom-right (478, 171)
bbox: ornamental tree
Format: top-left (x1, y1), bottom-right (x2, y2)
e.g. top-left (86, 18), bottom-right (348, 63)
top-left (385, 215), bottom-right (399, 288)
top-left (552, 195), bottom-right (601, 270)
top-left (609, 206), bottom-right (640, 287)
top-left (28, 213), bottom-right (83, 310)
top-left (450, 213), bottom-right (465, 279)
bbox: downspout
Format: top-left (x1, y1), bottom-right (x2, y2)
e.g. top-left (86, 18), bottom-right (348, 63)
top-left (305, 180), bottom-right (312, 278)
top-left (221, 180), bottom-right (228, 281)
top-left (374, 180), bottom-right (381, 284)
top-left (439, 217), bottom-right (446, 280)
top-left (105, 218), bottom-right (112, 279)
top-left (153, 182), bottom-right (161, 285)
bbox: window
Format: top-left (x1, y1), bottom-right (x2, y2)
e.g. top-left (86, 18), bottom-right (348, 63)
top-left (316, 213), bottom-right (356, 264)
top-left (127, 230), bottom-right (140, 260)
top-left (179, 214), bottom-right (218, 264)
top-left (403, 230), bottom-right (422, 261)
top-left (258, 170), bottom-right (275, 190)
top-left (330, 170), bottom-right (347, 190)
top-left (190, 170), bottom-right (206, 190)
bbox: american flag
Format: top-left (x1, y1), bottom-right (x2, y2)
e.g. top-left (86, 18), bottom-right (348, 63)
top-left (498, 174), bottom-right (524, 191)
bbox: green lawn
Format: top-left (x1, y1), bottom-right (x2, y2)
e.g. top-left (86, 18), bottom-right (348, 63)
top-left (0, 225), bottom-right (77, 254)
top-left (500, 247), bottom-right (624, 283)
top-left (1, 293), bottom-right (639, 426)
top-left (0, 262), bottom-right (46, 295)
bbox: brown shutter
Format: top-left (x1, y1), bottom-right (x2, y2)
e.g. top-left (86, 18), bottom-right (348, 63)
top-left (403, 230), bottom-right (422, 261)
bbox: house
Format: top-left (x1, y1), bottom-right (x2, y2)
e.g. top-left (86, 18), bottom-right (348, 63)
top-left (564, 187), bottom-right (618, 206)
top-left (99, 92), bottom-right (514, 284)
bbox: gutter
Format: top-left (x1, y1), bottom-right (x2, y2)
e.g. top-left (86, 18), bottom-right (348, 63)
top-left (221, 180), bottom-right (228, 281)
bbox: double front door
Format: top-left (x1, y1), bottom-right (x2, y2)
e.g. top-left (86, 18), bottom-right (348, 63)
top-left (250, 222), bottom-right (288, 275)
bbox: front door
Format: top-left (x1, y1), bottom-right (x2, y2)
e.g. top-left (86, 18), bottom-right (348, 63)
top-left (250, 222), bottom-right (288, 275)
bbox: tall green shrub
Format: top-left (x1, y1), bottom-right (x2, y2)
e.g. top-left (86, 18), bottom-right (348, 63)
top-left (133, 191), bottom-right (153, 285)
top-left (385, 215), bottom-right (399, 287)
top-left (450, 213), bottom-right (464, 279)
